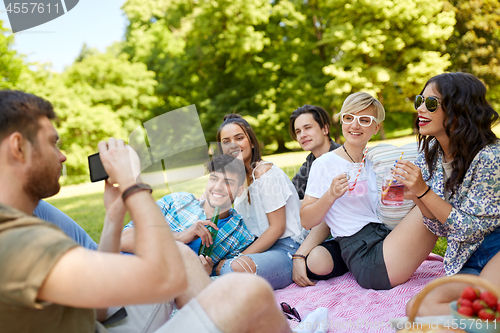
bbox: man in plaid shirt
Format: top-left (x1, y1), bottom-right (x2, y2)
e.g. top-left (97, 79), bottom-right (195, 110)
top-left (121, 154), bottom-right (255, 275)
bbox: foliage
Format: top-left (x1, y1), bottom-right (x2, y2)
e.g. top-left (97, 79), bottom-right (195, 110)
top-left (3, 0), bottom-right (500, 182)
top-left (14, 48), bottom-right (159, 176)
top-left (0, 20), bottom-right (25, 89)
top-left (122, 0), bottom-right (456, 149)
top-left (445, 0), bottom-right (500, 109)
top-left (321, 0), bottom-right (455, 138)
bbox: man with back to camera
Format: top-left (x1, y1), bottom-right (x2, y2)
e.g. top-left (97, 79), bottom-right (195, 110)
top-left (289, 105), bottom-right (341, 200)
top-left (0, 90), bottom-right (294, 333)
top-left (121, 154), bottom-right (255, 275)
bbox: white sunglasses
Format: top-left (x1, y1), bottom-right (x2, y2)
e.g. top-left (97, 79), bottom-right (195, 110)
top-left (340, 114), bottom-right (378, 127)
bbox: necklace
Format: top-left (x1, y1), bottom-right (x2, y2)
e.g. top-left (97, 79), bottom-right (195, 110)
top-left (342, 145), bottom-right (356, 163)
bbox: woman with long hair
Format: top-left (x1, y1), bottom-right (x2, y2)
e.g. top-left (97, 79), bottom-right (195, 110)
top-left (213, 114), bottom-right (307, 290)
top-left (397, 72), bottom-right (500, 315)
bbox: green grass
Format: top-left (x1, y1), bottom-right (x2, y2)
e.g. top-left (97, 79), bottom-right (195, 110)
top-left (46, 136), bottom-right (447, 255)
top-left (433, 237), bottom-right (447, 257)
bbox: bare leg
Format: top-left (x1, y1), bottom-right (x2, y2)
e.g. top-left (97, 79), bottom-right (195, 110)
top-left (174, 242), bottom-right (212, 309)
top-left (383, 206), bottom-right (439, 287)
top-left (197, 273), bottom-right (292, 333)
top-left (306, 246), bottom-right (334, 276)
top-left (478, 251), bottom-right (500, 287)
top-left (407, 252), bottom-right (500, 316)
top-left (230, 255), bottom-right (257, 273)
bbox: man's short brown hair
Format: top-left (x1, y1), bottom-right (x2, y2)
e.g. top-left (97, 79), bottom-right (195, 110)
top-left (206, 154), bottom-right (246, 186)
top-left (0, 90), bottom-right (56, 144)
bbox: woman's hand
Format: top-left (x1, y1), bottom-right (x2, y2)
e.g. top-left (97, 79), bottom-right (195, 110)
top-left (292, 258), bottom-right (316, 287)
top-left (327, 173), bottom-right (349, 199)
top-left (394, 160), bottom-right (429, 198)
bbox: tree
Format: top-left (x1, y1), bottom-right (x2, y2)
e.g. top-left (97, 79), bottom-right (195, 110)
top-left (122, 0), bottom-right (457, 148)
top-left (14, 48), bottom-right (159, 177)
top-left (0, 20), bottom-right (25, 89)
top-left (321, 0), bottom-right (455, 139)
top-left (445, 0), bottom-right (500, 109)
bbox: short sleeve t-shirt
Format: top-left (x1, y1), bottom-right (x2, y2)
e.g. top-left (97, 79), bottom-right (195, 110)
top-left (305, 151), bottom-right (380, 238)
top-left (0, 204), bottom-right (97, 333)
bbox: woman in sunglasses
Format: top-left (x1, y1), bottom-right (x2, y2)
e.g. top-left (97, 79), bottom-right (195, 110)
top-left (300, 92), bottom-right (438, 290)
top-left (395, 72), bottom-right (500, 315)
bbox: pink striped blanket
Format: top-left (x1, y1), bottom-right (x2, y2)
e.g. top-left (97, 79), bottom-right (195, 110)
top-left (275, 254), bottom-right (446, 332)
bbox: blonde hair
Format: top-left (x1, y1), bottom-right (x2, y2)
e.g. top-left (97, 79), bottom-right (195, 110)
top-left (338, 92), bottom-right (385, 123)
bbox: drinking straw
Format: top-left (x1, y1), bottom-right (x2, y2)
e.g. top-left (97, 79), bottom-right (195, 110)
top-left (351, 147), bottom-right (369, 190)
top-left (381, 152), bottom-right (404, 199)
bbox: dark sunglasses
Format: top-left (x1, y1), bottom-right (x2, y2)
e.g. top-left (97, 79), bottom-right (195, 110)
top-left (280, 302), bottom-right (301, 322)
top-left (414, 95), bottom-right (441, 113)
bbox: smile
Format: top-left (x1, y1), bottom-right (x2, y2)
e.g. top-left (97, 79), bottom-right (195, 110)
top-left (229, 150), bottom-right (241, 157)
top-left (419, 117), bottom-right (431, 126)
top-left (301, 140), bottom-right (311, 146)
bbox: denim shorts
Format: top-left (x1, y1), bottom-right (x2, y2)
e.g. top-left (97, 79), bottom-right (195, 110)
top-left (219, 237), bottom-right (300, 290)
top-left (458, 227), bottom-right (500, 275)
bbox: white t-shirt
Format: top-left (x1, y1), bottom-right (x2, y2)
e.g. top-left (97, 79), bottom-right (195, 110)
top-left (234, 163), bottom-right (306, 244)
top-left (305, 151), bottom-right (380, 238)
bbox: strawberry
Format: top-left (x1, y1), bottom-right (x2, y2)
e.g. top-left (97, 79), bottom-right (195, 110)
top-left (472, 299), bottom-right (488, 313)
top-left (479, 291), bottom-right (498, 308)
top-left (495, 311), bottom-right (500, 320)
top-left (457, 298), bottom-right (473, 309)
top-left (458, 306), bottom-right (475, 317)
top-left (461, 286), bottom-right (480, 301)
top-left (478, 308), bottom-right (496, 320)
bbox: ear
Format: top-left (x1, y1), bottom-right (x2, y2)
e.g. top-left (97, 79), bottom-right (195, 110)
top-left (372, 123), bottom-right (381, 136)
top-left (322, 125), bottom-right (329, 136)
top-left (8, 132), bottom-right (31, 163)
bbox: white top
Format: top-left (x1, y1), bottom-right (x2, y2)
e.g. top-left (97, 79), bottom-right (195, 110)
top-left (234, 163), bottom-right (306, 244)
top-left (305, 151), bottom-right (380, 238)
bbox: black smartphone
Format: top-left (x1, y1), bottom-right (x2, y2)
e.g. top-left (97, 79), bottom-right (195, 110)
top-left (88, 153), bottom-right (109, 182)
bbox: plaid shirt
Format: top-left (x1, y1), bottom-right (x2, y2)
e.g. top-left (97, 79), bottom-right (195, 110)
top-left (123, 192), bottom-right (254, 269)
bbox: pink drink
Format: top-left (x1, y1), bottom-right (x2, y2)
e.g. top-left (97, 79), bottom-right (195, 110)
top-left (381, 184), bottom-right (404, 206)
top-left (348, 180), bottom-right (368, 196)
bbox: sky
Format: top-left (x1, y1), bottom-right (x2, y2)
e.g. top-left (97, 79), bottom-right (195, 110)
top-left (0, 0), bottom-right (127, 72)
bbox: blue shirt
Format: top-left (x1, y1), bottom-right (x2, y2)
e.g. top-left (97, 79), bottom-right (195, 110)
top-left (124, 192), bottom-right (255, 269)
top-left (187, 215), bottom-right (231, 254)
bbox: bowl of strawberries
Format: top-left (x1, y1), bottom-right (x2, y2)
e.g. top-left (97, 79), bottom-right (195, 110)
top-left (450, 284), bottom-right (500, 333)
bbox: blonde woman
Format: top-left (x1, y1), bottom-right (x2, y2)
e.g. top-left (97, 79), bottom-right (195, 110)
top-left (298, 92), bottom-right (437, 290)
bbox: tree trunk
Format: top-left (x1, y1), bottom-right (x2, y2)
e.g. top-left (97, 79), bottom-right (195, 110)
top-left (412, 113), bottom-right (419, 134)
top-left (377, 92), bottom-right (387, 140)
top-left (275, 137), bottom-right (290, 153)
top-left (378, 122), bottom-right (387, 140)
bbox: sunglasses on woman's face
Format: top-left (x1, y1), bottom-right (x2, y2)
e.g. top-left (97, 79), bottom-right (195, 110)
top-left (280, 302), bottom-right (301, 322)
top-left (414, 95), bottom-right (441, 113)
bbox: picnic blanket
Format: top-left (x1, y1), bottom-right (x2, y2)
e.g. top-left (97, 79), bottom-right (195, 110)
top-left (274, 254), bottom-right (446, 333)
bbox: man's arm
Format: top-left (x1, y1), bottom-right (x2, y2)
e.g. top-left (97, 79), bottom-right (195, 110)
top-left (38, 139), bottom-right (187, 308)
top-left (120, 219), bottom-right (218, 253)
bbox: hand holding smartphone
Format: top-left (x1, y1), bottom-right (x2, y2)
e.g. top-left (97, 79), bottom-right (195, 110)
top-left (88, 153), bottom-right (108, 182)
